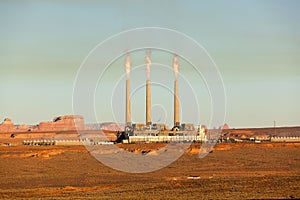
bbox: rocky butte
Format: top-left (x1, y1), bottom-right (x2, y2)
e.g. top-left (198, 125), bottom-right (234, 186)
top-left (38, 115), bottom-right (85, 131)
top-left (0, 115), bottom-right (85, 133)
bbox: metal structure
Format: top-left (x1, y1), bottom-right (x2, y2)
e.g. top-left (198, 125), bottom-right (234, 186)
top-left (123, 52), bottom-right (203, 143)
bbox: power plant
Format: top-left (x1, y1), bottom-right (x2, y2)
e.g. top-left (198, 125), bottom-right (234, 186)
top-left (125, 52), bottom-right (131, 128)
top-left (173, 54), bottom-right (180, 129)
top-left (122, 51), bottom-right (206, 143)
top-left (145, 50), bottom-right (152, 126)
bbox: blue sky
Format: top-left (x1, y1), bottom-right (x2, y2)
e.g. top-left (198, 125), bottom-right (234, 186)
top-left (0, 0), bottom-right (299, 128)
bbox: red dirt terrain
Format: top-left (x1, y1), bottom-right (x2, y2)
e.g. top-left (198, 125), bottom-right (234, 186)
top-left (0, 143), bottom-right (299, 199)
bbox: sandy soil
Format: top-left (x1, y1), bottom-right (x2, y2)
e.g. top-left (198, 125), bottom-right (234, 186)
top-left (0, 143), bottom-right (299, 199)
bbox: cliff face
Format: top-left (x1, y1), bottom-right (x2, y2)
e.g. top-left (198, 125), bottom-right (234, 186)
top-left (38, 115), bottom-right (85, 131)
top-left (0, 115), bottom-right (86, 133)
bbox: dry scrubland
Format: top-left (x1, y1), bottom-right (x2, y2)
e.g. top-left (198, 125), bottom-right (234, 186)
top-left (0, 143), bottom-right (299, 199)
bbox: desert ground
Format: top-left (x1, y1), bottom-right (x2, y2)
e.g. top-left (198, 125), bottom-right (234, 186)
top-left (0, 142), bottom-right (299, 199)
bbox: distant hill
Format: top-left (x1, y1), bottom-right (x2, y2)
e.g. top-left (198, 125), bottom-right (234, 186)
top-left (222, 126), bottom-right (300, 137)
top-left (86, 122), bottom-right (124, 132)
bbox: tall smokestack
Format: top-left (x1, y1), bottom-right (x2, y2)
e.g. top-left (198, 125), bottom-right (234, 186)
top-left (173, 54), bottom-right (180, 128)
top-left (125, 53), bottom-right (131, 126)
top-left (145, 50), bottom-right (151, 126)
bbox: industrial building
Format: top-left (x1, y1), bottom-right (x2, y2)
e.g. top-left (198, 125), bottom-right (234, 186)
top-left (121, 52), bottom-right (206, 143)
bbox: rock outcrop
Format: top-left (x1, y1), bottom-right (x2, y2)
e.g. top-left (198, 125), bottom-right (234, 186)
top-left (0, 118), bottom-right (14, 132)
top-left (221, 123), bottom-right (230, 130)
top-left (16, 124), bottom-right (29, 131)
top-left (38, 115), bottom-right (85, 131)
top-left (101, 123), bottom-right (124, 132)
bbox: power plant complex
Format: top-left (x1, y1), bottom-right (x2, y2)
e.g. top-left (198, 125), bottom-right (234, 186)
top-left (122, 52), bottom-right (206, 143)
top-left (2, 51), bottom-right (299, 146)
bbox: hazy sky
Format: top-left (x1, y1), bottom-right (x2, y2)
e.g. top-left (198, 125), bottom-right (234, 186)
top-left (0, 0), bottom-right (299, 128)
